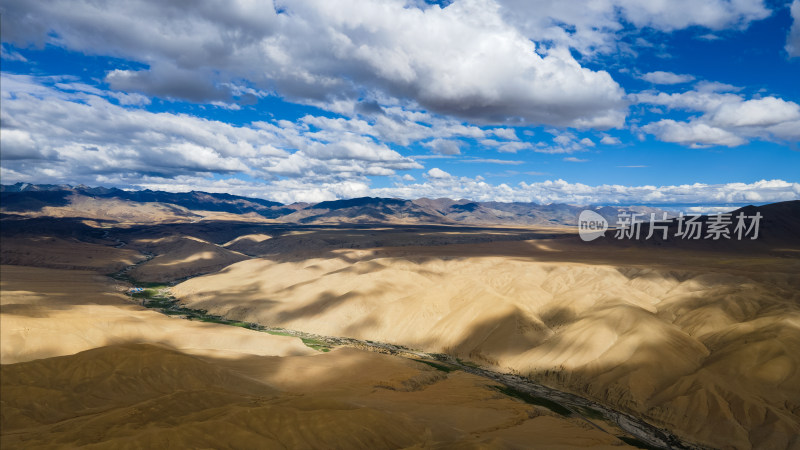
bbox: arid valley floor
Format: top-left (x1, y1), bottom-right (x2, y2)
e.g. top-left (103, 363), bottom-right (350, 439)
top-left (1, 191), bottom-right (799, 449)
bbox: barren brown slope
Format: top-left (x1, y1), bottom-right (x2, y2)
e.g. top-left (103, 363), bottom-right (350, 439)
top-left (1, 343), bottom-right (635, 450)
top-left (2, 194), bottom-right (280, 226)
top-left (173, 237), bottom-right (800, 450)
top-left (28, 194), bottom-right (201, 223)
top-left (0, 236), bottom-right (145, 273)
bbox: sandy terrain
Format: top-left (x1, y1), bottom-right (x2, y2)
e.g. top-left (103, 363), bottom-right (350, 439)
top-left (3, 208), bottom-right (799, 449)
top-left (4, 188), bottom-right (799, 448)
top-left (125, 235), bottom-right (250, 282)
top-left (0, 265), bottom-right (312, 364)
top-left (0, 264), bottom-right (635, 449)
top-left (8, 194), bottom-right (276, 225)
top-left (37, 194), bottom-right (200, 223)
top-left (173, 238), bottom-right (800, 450)
top-left (1, 343), bottom-right (632, 449)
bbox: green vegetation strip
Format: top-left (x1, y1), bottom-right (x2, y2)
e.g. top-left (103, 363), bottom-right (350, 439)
top-left (576, 406), bottom-right (606, 420)
top-left (412, 359), bottom-right (456, 373)
top-left (132, 289), bottom-right (332, 352)
top-left (456, 357), bottom-right (480, 368)
top-left (300, 337), bottom-right (331, 352)
top-left (618, 436), bottom-right (661, 450)
top-left (491, 385), bottom-right (572, 417)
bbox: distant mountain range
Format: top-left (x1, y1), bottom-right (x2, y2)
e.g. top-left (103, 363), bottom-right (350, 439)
top-left (0, 182), bottom-right (723, 227)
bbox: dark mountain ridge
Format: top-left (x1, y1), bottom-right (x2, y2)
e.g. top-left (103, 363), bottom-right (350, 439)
top-left (2, 182), bottom-right (787, 228)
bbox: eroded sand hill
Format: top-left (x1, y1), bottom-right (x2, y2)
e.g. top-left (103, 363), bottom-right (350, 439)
top-left (0, 264), bottom-right (637, 449)
top-left (125, 235), bottom-right (249, 282)
top-left (173, 240), bottom-right (800, 450)
top-left (0, 265), bottom-right (312, 364)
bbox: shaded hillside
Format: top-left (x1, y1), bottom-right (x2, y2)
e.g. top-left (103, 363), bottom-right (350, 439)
top-left (1, 183), bottom-right (289, 218)
top-left (0, 190), bottom-right (72, 212)
top-left (589, 200), bottom-right (800, 250)
top-left (284, 197), bottom-right (447, 224)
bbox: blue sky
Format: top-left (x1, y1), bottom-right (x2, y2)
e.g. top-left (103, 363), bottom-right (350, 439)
top-left (1, 0), bottom-right (799, 204)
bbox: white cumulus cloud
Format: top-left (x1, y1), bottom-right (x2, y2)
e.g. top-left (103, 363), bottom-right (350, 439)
top-left (423, 139), bottom-right (462, 155)
top-left (635, 88), bottom-right (800, 146)
top-left (640, 71), bottom-right (696, 85)
top-left (0, 0), bottom-right (628, 128)
top-left (641, 119), bottom-right (747, 148)
top-left (372, 177), bottom-right (799, 205)
top-left (426, 168), bottom-right (452, 179)
top-left (0, 74), bottom-right (421, 184)
top-left (495, 0), bottom-right (769, 55)
top-left (787, 0), bottom-right (800, 57)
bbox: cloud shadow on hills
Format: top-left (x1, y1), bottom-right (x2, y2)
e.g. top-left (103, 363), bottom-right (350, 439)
top-left (3, 212), bottom-right (800, 449)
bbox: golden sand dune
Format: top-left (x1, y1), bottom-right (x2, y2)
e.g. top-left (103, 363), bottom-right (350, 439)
top-left (126, 235), bottom-right (249, 282)
top-left (0, 265), bottom-right (312, 364)
top-left (0, 265), bottom-right (636, 449)
top-left (173, 240), bottom-right (800, 449)
top-left (223, 232), bottom-right (272, 246)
